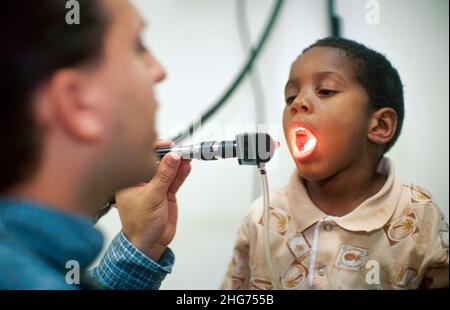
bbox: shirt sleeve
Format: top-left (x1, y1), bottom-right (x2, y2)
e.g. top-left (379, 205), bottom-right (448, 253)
top-left (221, 206), bottom-right (255, 290)
top-left (89, 231), bottom-right (174, 290)
top-left (419, 205), bottom-right (449, 289)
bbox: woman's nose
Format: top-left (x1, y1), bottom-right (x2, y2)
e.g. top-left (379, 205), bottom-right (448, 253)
top-left (152, 58), bottom-right (167, 83)
top-left (146, 53), bottom-right (167, 83)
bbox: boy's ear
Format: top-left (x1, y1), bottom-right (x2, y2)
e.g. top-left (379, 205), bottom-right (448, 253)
top-left (45, 69), bottom-right (104, 142)
top-left (367, 107), bottom-right (398, 147)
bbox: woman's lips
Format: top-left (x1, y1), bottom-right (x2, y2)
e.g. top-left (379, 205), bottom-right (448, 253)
top-left (291, 127), bottom-right (317, 160)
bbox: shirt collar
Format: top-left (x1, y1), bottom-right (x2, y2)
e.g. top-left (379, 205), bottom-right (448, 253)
top-left (287, 157), bottom-right (402, 233)
top-left (0, 198), bottom-right (103, 270)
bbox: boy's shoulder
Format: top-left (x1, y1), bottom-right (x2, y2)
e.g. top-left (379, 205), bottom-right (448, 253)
top-left (391, 182), bottom-right (448, 233)
top-left (243, 182), bottom-right (448, 226)
top-left (241, 186), bottom-right (292, 226)
top-left (396, 183), bottom-right (446, 219)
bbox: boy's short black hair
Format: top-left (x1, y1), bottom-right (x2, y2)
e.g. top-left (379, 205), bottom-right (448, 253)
top-left (303, 37), bottom-right (404, 153)
top-left (0, 0), bottom-right (108, 192)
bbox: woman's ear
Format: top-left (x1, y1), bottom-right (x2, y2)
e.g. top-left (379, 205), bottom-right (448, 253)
top-left (47, 69), bottom-right (104, 142)
top-left (367, 107), bottom-right (398, 147)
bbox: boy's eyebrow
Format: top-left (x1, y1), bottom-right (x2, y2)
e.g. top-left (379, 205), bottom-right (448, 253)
top-left (314, 71), bottom-right (348, 85)
top-left (284, 70), bottom-right (349, 94)
top-left (284, 79), bottom-right (297, 93)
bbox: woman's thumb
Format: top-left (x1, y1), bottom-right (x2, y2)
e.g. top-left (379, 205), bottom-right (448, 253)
top-left (148, 152), bottom-right (181, 193)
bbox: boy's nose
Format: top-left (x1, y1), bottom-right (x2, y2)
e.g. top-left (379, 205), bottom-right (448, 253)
top-left (290, 97), bottom-right (313, 115)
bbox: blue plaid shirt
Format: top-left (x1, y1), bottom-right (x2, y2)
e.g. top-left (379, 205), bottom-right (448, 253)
top-left (0, 198), bottom-right (174, 290)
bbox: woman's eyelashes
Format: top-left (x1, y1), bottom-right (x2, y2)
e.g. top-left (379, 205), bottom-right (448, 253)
top-left (136, 37), bottom-right (147, 53)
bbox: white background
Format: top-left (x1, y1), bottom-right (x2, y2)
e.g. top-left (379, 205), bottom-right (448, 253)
top-left (95, 0), bottom-right (449, 289)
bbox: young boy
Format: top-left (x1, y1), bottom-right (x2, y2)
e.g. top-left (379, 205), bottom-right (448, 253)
top-left (221, 37), bottom-right (449, 290)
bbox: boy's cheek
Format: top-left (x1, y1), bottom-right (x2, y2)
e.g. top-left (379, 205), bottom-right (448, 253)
top-left (283, 125), bottom-right (295, 156)
top-left (282, 109), bottom-right (293, 137)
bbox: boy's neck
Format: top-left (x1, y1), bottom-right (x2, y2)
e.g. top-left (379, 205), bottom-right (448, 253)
top-left (305, 157), bottom-right (387, 217)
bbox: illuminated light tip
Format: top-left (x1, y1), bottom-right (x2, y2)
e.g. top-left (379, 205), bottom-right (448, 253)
top-left (274, 141), bottom-right (281, 149)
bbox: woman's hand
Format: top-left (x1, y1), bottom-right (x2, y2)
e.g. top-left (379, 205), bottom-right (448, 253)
top-left (116, 140), bottom-right (192, 261)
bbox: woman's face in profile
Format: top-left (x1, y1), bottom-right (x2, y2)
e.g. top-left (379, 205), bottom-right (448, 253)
top-left (88, 0), bottom-right (167, 187)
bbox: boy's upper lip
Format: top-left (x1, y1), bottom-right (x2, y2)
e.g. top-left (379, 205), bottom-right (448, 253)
top-left (290, 120), bottom-right (315, 133)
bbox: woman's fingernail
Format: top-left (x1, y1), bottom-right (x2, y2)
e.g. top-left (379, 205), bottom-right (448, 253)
top-left (168, 153), bottom-right (181, 166)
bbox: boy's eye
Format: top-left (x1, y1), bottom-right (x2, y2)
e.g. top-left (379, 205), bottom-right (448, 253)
top-left (316, 88), bottom-right (338, 97)
top-left (285, 95), bottom-right (297, 105)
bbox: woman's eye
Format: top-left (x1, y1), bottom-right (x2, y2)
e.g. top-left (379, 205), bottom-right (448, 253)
top-left (136, 38), bottom-right (147, 53)
top-left (317, 88), bottom-right (338, 97)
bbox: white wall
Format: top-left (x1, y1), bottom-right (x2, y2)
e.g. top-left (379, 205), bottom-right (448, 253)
top-left (95, 0), bottom-right (449, 289)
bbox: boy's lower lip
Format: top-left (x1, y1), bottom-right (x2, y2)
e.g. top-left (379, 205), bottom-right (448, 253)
top-left (290, 126), bottom-right (317, 160)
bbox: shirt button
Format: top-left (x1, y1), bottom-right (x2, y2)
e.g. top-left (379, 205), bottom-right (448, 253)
top-left (324, 223), bottom-right (333, 232)
top-left (317, 265), bottom-right (327, 276)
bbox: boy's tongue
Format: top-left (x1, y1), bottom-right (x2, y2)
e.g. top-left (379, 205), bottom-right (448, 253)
top-left (293, 127), bottom-right (317, 156)
top-left (296, 134), bottom-right (309, 152)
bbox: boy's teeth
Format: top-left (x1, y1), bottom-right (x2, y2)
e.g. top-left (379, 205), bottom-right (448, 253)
top-left (302, 139), bottom-right (315, 152)
top-left (293, 126), bottom-right (317, 155)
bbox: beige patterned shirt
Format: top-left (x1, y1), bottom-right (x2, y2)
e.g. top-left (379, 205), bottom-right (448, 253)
top-left (222, 158), bottom-right (449, 290)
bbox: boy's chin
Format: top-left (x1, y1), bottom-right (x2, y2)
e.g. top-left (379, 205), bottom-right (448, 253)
top-left (295, 162), bottom-right (330, 182)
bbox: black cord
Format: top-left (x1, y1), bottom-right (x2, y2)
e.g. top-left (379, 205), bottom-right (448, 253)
top-left (236, 0), bottom-right (268, 130)
top-left (96, 2), bottom-right (284, 220)
top-left (171, 0), bottom-right (285, 143)
top-left (328, 0), bottom-right (342, 37)
top-left (236, 0), bottom-right (268, 201)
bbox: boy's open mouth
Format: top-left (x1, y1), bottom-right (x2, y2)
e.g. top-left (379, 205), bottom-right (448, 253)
top-left (291, 127), bottom-right (317, 160)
